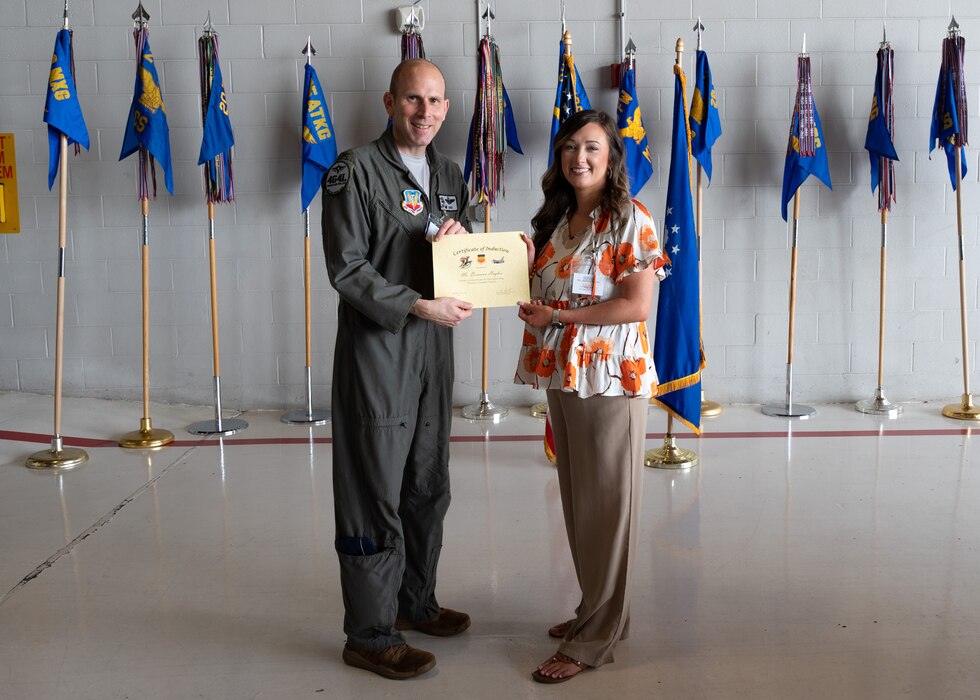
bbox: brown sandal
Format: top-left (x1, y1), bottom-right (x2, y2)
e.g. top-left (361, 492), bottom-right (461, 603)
top-left (531, 651), bottom-right (589, 684)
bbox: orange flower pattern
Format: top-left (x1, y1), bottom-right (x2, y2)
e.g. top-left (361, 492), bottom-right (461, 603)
top-left (514, 200), bottom-right (664, 397)
top-left (535, 241), bottom-right (555, 271)
top-left (619, 358), bottom-right (646, 393)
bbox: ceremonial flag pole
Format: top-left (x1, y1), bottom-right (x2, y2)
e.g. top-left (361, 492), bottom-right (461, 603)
top-left (188, 14), bottom-right (247, 436)
top-left (462, 4), bottom-right (522, 422)
top-left (535, 16), bottom-right (592, 423)
top-left (763, 34), bottom-right (831, 420)
top-left (646, 37), bottom-right (702, 470)
top-left (857, 27), bottom-right (901, 418)
top-left (282, 38), bottom-right (337, 426)
top-left (27, 1), bottom-right (90, 470)
top-left (690, 19), bottom-right (724, 418)
top-left (933, 18), bottom-right (980, 422)
top-left (118, 2), bottom-right (175, 448)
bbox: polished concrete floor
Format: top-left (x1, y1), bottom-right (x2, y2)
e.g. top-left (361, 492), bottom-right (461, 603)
top-left (1, 390), bottom-right (978, 699)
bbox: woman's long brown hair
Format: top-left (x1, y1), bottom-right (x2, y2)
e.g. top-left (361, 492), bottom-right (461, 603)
top-left (531, 109), bottom-right (633, 258)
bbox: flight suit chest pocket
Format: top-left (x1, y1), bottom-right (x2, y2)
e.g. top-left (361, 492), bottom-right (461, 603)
top-left (374, 194), bottom-right (427, 239)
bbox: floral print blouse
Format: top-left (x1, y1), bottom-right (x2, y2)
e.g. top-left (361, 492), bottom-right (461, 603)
top-left (514, 200), bottom-right (667, 398)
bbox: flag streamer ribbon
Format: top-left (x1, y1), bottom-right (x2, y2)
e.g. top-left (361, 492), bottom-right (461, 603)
top-left (401, 30), bottom-right (426, 60)
top-left (866, 45), bottom-right (897, 211)
top-left (135, 29), bottom-right (155, 198)
top-left (930, 31), bottom-right (968, 188)
top-left (796, 56), bottom-right (815, 156)
top-left (198, 34), bottom-right (235, 204)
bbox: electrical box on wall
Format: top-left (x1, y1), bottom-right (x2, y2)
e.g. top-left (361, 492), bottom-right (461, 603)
top-left (0, 133), bottom-right (20, 234)
top-left (395, 4), bottom-right (425, 33)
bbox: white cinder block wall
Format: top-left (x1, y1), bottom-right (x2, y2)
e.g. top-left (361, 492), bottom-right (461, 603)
top-left (1, 0), bottom-right (979, 410)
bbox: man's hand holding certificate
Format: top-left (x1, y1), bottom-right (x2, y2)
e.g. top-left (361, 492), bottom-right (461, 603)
top-left (432, 231), bottom-right (531, 309)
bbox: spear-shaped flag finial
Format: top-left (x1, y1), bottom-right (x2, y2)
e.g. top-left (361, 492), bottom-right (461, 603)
top-left (63, 0), bottom-right (69, 24)
top-left (482, 2), bottom-right (495, 37)
top-left (948, 15), bottom-right (960, 36)
top-left (302, 36), bottom-right (316, 63)
top-left (694, 16), bottom-right (705, 50)
top-left (881, 22), bottom-right (888, 47)
top-left (202, 11), bottom-right (216, 37)
top-left (560, 0), bottom-right (566, 34)
top-left (132, 1), bottom-right (149, 27)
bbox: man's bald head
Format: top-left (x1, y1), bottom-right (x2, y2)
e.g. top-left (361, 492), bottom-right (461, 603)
top-left (388, 59), bottom-right (446, 97)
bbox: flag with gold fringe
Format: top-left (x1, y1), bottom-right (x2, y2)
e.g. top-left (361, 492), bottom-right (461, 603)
top-left (652, 60), bottom-right (703, 435)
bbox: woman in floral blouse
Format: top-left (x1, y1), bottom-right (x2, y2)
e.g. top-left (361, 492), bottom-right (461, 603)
top-left (516, 110), bottom-right (667, 683)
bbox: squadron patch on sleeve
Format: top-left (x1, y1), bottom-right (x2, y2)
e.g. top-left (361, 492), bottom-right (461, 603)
top-left (323, 156), bottom-right (353, 195)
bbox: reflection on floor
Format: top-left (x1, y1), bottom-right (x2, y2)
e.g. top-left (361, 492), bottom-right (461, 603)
top-left (1, 391), bottom-right (978, 699)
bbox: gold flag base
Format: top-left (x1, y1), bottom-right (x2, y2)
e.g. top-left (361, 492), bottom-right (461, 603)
top-left (119, 417), bottom-right (174, 449)
top-left (942, 394), bottom-right (980, 422)
top-left (645, 434), bottom-right (698, 470)
top-left (701, 400), bottom-right (723, 417)
top-left (26, 438), bottom-right (87, 471)
top-left (530, 401), bottom-right (548, 419)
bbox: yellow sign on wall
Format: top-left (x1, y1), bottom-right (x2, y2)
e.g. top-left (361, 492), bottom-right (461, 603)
top-left (0, 133), bottom-right (21, 233)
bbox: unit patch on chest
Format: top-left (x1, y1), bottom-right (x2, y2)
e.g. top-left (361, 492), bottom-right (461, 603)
top-left (402, 189), bottom-right (424, 216)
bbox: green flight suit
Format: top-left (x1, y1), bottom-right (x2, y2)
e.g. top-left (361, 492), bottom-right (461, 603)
top-left (321, 128), bottom-right (470, 651)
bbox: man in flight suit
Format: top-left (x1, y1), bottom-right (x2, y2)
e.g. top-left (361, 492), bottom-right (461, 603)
top-left (321, 59), bottom-right (473, 680)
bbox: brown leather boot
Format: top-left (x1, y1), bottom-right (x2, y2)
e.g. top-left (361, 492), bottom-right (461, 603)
top-left (394, 607), bottom-right (471, 637)
top-left (341, 643), bottom-right (436, 680)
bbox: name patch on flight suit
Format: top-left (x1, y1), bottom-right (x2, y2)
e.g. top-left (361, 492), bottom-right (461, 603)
top-left (402, 189), bottom-right (424, 216)
top-left (437, 194), bottom-right (458, 212)
top-left (323, 157), bottom-right (352, 195)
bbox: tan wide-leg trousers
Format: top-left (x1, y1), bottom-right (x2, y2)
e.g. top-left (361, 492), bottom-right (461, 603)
top-left (546, 389), bottom-right (648, 667)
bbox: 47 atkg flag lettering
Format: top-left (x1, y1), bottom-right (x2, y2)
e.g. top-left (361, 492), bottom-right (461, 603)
top-left (199, 58), bottom-right (235, 202)
top-left (616, 65), bottom-right (652, 197)
top-left (119, 34), bottom-right (174, 197)
top-left (301, 63), bottom-right (337, 212)
top-left (653, 64), bottom-right (703, 435)
top-left (44, 28), bottom-right (89, 189)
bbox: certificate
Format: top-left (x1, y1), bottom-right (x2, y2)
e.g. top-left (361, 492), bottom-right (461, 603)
top-left (432, 231), bottom-right (530, 309)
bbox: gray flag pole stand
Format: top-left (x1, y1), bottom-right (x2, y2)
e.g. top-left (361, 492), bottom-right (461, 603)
top-left (462, 204), bottom-right (508, 422)
top-left (942, 144), bottom-right (980, 421)
top-left (763, 191), bottom-right (815, 419)
top-left (857, 208), bottom-right (901, 417)
top-left (282, 208), bottom-right (330, 425)
top-left (188, 201), bottom-right (247, 435)
top-left (27, 131), bottom-right (87, 471)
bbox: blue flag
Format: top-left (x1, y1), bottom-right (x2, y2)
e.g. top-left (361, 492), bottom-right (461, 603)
top-left (780, 99), bottom-right (832, 221)
top-left (930, 70), bottom-right (968, 189)
top-left (198, 59), bottom-right (234, 166)
top-left (652, 66), bottom-right (703, 435)
top-left (43, 29), bottom-right (89, 190)
top-left (616, 65), bottom-right (653, 197)
top-left (119, 35), bottom-right (174, 196)
top-left (864, 54), bottom-right (898, 197)
top-left (690, 50), bottom-right (722, 182)
top-left (301, 63), bottom-right (338, 212)
top-left (548, 40), bottom-right (591, 166)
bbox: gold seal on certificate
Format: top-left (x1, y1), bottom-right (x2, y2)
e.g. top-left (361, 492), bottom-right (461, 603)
top-left (432, 231), bottom-right (531, 309)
